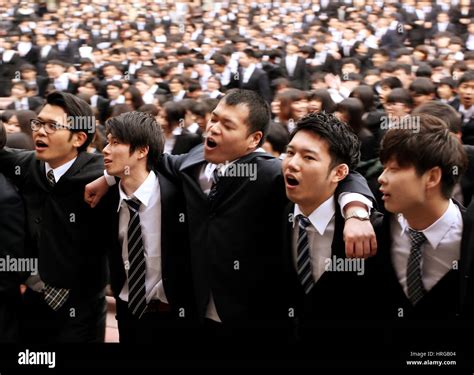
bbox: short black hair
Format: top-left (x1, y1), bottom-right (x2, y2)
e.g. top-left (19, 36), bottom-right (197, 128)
top-left (458, 71), bottom-right (474, 87)
top-left (412, 101), bottom-right (462, 134)
top-left (290, 112), bottom-right (361, 171)
top-left (380, 114), bottom-right (467, 199)
top-left (222, 89), bottom-right (270, 147)
top-left (265, 123), bottom-right (289, 155)
top-left (46, 91), bottom-right (95, 152)
top-left (105, 111), bottom-right (164, 171)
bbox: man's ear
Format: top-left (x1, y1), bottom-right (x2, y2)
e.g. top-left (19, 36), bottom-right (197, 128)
top-left (425, 166), bottom-right (442, 191)
top-left (332, 163), bottom-right (349, 183)
top-left (72, 131), bottom-right (88, 149)
top-left (137, 145), bottom-right (149, 160)
top-left (248, 131), bottom-right (263, 149)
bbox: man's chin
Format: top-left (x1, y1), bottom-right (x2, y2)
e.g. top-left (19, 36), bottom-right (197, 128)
top-left (34, 151), bottom-right (47, 160)
top-left (203, 149), bottom-right (224, 164)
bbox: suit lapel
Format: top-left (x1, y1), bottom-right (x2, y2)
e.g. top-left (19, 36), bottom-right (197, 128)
top-left (208, 152), bottom-right (272, 209)
top-left (157, 170), bottom-right (172, 270)
top-left (179, 144), bottom-right (208, 200)
top-left (330, 203), bottom-right (345, 258)
top-left (458, 202), bottom-right (473, 310)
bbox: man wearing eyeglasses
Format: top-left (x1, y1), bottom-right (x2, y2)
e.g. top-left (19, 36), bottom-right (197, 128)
top-left (0, 91), bottom-right (111, 343)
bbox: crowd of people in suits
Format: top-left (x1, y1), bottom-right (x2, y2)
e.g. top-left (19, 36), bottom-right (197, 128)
top-left (0, 0), bottom-right (474, 365)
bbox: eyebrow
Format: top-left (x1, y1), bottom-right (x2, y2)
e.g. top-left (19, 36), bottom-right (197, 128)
top-left (287, 145), bottom-right (320, 155)
top-left (212, 111), bottom-right (236, 126)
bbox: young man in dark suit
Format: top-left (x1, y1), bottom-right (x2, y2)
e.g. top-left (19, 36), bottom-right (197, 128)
top-left (6, 81), bottom-right (44, 112)
top-left (281, 112), bottom-right (379, 356)
top-left (0, 121), bottom-right (24, 343)
top-left (374, 114), bottom-right (474, 350)
top-left (230, 49), bottom-right (273, 103)
top-left (86, 89), bottom-right (377, 350)
top-left (102, 111), bottom-right (195, 344)
top-left (0, 92), bottom-right (109, 343)
top-left (281, 43), bottom-right (310, 91)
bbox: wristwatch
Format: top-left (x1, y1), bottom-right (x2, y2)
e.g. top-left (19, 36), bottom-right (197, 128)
top-left (345, 209), bottom-right (370, 221)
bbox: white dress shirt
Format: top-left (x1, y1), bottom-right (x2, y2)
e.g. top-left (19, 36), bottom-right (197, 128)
top-left (41, 45), bottom-right (52, 59)
top-left (118, 170), bottom-right (168, 304)
top-left (285, 55), bottom-right (298, 77)
top-left (45, 157), bottom-right (77, 183)
top-left (163, 127), bottom-right (183, 154)
top-left (109, 95), bottom-right (125, 107)
top-left (292, 197), bottom-right (336, 283)
top-left (390, 199), bottom-right (462, 297)
top-left (54, 73), bottom-right (70, 92)
top-left (14, 97), bottom-right (29, 110)
top-left (242, 63), bottom-right (256, 84)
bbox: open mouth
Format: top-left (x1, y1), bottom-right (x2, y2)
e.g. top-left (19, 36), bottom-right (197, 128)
top-left (206, 137), bottom-right (217, 149)
top-left (285, 174), bottom-right (299, 187)
top-left (35, 139), bottom-right (48, 150)
top-left (380, 190), bottom-right (391, 200)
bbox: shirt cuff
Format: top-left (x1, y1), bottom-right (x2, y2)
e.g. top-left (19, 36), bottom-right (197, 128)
top-left (104, 170), bottom-right (117, 186)
top-left (338, 192), bottom-right (373, 218)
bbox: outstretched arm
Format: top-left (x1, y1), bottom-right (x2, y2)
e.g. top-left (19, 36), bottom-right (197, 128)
top-left (85, 153), bottom-right (188, 207)
top-left (336, 171), bottom-right (378, 259)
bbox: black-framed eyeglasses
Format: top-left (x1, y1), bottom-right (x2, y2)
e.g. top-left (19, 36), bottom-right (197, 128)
top-left (30, 118), bottom-right (71, 134)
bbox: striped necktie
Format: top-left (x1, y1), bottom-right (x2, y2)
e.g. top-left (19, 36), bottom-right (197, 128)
top-left (125, 198), bottom-right (147, 318)
top-left (296, 215), bottom-right (314, 294)
top-left (47, 169), bottom-right (56, 187)
top-left (208, 168), bottom-right (220, 201)
top-left (407, 229), bottom-right (427, 305)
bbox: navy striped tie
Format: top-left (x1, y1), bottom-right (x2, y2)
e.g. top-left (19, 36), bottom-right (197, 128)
top-left (208, 168), bottom-right (220, 201)
top-left (125, 198), bottom-right (147, 318)
top-left (296, 215), bottom-right (314, 294)
top-left (407, 229), bottom-right (427, 305)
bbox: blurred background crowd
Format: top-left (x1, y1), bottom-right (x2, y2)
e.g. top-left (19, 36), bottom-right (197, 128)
top-left (1, 0), bottom-right (474, 206)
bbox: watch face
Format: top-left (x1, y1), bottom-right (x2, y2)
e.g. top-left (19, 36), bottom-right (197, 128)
top-left (356, 209), bottom-right (368, 218)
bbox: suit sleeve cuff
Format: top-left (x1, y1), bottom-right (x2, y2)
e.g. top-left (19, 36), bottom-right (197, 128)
top-left (104, 170), bottom-right (117, 186)
top-left (338, 193), bottom-right (373, 218)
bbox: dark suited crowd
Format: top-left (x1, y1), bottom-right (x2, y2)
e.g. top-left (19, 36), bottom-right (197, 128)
top-left (0, 0), bottom-right (474, 367)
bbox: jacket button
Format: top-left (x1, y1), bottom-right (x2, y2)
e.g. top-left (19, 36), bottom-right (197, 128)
top-left (35, 217), bottom-right (41, 224)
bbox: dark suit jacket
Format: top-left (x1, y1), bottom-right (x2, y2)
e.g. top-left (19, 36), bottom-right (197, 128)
top-left (0, 173), bottom-right (25, 342)
top-left (370, 202), bottom-right (474, 348)
top-left (37, 76), bottom-right (78, 98)
top-left (449, 100), bottom-right (474, 145)
top-left (20, 46), bottom-right (40, 66)
top-left (36, 47), bottom-right (60, 76)
top-left (107, 171), bottom-right (196, 319)
top-left (281, 200), bottom-right (381, 350)
top-left (462, 145), bottom-right (474, 206)
top-left (171, 129), bottom-right (202, 155)
top-left (159, 145), bottom-right (376, 332)
top-left (0, 149), bottom-right (110, 297)
top-left (6, 96), bottom-right (44, 112)
top-left (229, 67), bottom-right (272, 103)
top-left (0, 52), bottom-right (22, 96)
top-left (280, 56), bottom-right (309, 90)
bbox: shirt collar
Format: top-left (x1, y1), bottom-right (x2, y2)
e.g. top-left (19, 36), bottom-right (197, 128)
top-left (293, 196), bottom-right (336, 235)
top-left (117, 170), bottom-right (157, 212)
top-left (45, 157), bottom-right (77, 183)
top-left (397, 199), bottom-right (458, 250)
top-left (172, 126), bottom-right (183, 136)
top-left (204, 148), bottom-right (264, 182)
